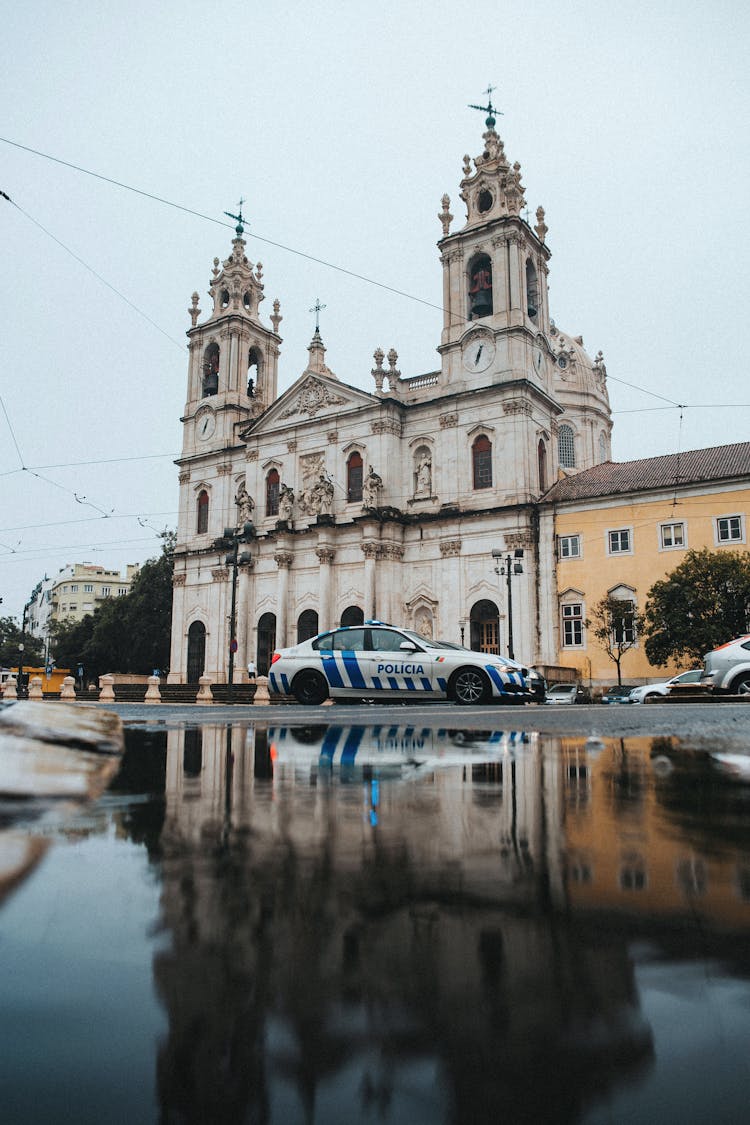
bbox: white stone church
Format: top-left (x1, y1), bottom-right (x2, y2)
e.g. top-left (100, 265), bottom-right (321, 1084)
top-left (168, 111), bottom-right (612, 683)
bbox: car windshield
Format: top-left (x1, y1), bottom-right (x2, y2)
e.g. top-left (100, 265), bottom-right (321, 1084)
top-left (549, 685), bottom-right (575, 694)
top-left (398, 629), bottom-right (444, 650)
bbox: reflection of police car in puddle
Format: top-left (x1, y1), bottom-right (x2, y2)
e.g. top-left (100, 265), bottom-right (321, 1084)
top-left (269, 724), bottom-right (535, 777)
top-left (270, 623), bottom-right (536, 705)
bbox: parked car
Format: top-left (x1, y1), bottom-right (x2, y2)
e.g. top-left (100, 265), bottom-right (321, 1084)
top-left (269, 622), bottom-right (535, 705)
top-left (600, 684), bottom-right (637, 704)
top-left (437, 640), bottom-right (546, 703)
top-left (629, 669), bottom-right (703, 703)
top-left (544, 683), bottom-right (592, 705)
top-left (700, 635), bottom-right (750, 695)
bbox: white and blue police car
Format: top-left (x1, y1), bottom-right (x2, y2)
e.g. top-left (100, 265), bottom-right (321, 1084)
top-left (269, 622), bottom-right (533, 705)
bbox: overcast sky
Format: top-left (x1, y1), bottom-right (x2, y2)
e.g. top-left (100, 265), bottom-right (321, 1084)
top-left (1, 0), bottom-right (748, 622)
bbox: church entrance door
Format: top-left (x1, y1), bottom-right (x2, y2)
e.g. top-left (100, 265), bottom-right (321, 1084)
top-left (186, 621), bottom-right (206, 683)
top-left (257, 613), bottom-right (277, 675)
top-left (469, 600), bottom-right (501, 655)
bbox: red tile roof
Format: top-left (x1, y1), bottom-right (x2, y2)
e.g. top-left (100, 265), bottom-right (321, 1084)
top-left (544, 442), bottom-right (750, 502)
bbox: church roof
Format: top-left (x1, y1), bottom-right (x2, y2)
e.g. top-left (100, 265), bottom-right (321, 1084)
top-left (544, 442), bottom-right (750, 503)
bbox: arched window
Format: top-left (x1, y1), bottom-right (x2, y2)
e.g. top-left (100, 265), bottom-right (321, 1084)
top-left (186, 621), bottom-right (206, 683)
top-left (472, 435), bottom-right (493, 489)
top-left (526, 259), bottom-right (539, 322)
top-left (196, 490), bottom-right (209, 534)
top-left (297, 609), bottom-right (319, 643)
top-left (201, 343), bottom-right (219, 396)
top-left (598, 432), bottom-right (608, 464)
top-left (347, 452), bottom-right (363, 502)
top-left (266, 469), bottom-right (280, 517)
top-left (468, 253), bottom-right (493, 320)
top-left (559, 425), bottom-right (576, 469)
top-left (340, 605), bottom-right (364, 627)
top-left (538, 439), bottom-right (547, 492)
top-left (247, 346), bottom-right (261, 398)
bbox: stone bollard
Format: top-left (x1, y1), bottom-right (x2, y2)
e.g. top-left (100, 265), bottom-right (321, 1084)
top-left (2, 676), bottom-right (18, 700)
top-left (196, 674), bottom-right (214, 704)
top-left (99, 674), bottom-right (116, 703)
top-left (60, 675), bottom-right (77, 701)
top-left (252, 675), bottom-right (270, 705)
top-left (144, 675), bottom-right (162, 704)
top-left (28, 675), bottom-right (44, 700)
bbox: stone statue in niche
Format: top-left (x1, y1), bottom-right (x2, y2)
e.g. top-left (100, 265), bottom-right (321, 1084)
top-left (235, 482), bottom-right (255, 525)
top-left (414, 609), bottom-right (433, 639)
top-left (278, 483), bottom-right (294, 523)
top-left (309, 475), bottom-right (334, 516)
top-left (415, 453), bottom-right (432, 498)
top-left (362, 466), bottom-right (382, 509)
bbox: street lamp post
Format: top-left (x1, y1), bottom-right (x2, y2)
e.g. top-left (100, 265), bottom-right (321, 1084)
top-left (492, 548), bottom-right (524, 660)
top-left (217, 522), bottom-right (254, 704)
top-left (17, 599), bottom-right (30, 699)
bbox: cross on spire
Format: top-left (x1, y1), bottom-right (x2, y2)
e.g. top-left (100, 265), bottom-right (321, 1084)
top-left (468, 85), bottom-right (503, 129)
top-left (224, 197), bottom-right (246, 236)
top-left (309, 297), bottom-right (327, 333)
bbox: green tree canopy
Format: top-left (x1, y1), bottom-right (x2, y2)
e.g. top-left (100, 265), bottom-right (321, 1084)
top-left (49, 533), bottom-right (175, 682)
top-left (643, 548), bottom-right (750, 667)
top-left (0, 616), bottom-right (45, 668)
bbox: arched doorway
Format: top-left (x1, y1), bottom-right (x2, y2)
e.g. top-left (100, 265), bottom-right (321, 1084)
top-left (470, 600), bottom-right (500, 654)
top-left (186, 621), bottom-right (206, 683)
top-left (256, 613), bottom-right (276, 675)
top-left (340, 605), bottom-right (364, 627)
top-left (297, 609), bottom-right (319, 643)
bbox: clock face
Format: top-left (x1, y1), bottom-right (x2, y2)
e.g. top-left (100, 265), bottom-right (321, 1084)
top-left (533, 347), bottom-right (544, 374)
top-left (196, 411), bottom-right (216, 441)
top-left (461, 331), bottom-right (496, 373)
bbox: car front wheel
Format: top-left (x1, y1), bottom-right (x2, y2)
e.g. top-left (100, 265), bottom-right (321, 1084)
top-left (451, 667), bottom-right (490, 705)
top-left (292, 670), bottom-right (329, 705)
top-left (731, 673), bottom-right (750, 696)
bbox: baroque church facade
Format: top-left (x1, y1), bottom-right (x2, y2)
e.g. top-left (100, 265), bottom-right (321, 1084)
top-left (169, 114), bottom-right (612, 683)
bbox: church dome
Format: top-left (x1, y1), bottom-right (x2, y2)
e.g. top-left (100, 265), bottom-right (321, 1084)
top-left (549, 323), bottom-right (610, 411)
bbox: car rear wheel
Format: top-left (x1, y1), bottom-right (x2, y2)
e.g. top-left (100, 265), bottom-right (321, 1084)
top-left (292, 670), bottom-right (329, 705)
top-left (731, 673), bottom-right (750, 696)
top-left (645, 692), bottom-right (661, 702)
top-left (451, 667), bottom-right (490, 705)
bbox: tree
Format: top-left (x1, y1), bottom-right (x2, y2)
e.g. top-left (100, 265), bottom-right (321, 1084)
top-left (49, 532), bottom-right (175, 681)
top-left (0, 615), bottom-right (44, 668)
top-left (588, 594), bottom-right (643, 685)
top-left (643, 548), bottom-right (750, 667)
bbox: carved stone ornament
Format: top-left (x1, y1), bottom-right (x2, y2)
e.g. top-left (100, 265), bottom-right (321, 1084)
top-left (506, 532), bottom-right (534, 550)
top-left (172, 573), bottom-right (187, 586)
top-left (439, 413), bottom-right (458, 429)
top-left (287, 440), bottom-right (298, 452)
top-left (178, 470), bottom-right (191, 484)
top-left (246, 448), bottom-right (259, 461)
top-left (381, 544), bottom-right (405, 561)
top-left (327, 431), bottom-right (339, 444)
top-left (274, 552), bottom-right (294, 569)
top-left (370, 418), bottom-right (402, 436)
top-left (212, 568), bottom-right (230, 582)
top-left (439, 539), bottom-right (462, 557)
top-left (316, 547), bottom-right (336, 564)
top-left (361, 542), bottom-right (380, 560)
top-left (280, 377), bottom-right (347, 419)
top-left (438, 193), bottom-right (453, 236)
top-left (503, 400), bottom-right (533, 417)
top-left (217, 462), bottom-right (233, 476)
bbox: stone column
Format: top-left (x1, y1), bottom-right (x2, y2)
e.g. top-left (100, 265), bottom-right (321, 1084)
top-left (316, 547), bottom-right (336, 632)
top-left (508, 234), bottom-right (522, 318)
top-left (168, 573), bottom-right (187, 683)
top-left (236, 563), bottom-right (253, 680)
top-left (439, 538), bottom-right (462, 638)
top-left (491, 235), bottom-right (510, 319)
top-left (379, 542), bottom-right (405, 625)
top-left (362, 542), bottom-right (379, 620)
top-left (274, 552), bottom-right (293, 648)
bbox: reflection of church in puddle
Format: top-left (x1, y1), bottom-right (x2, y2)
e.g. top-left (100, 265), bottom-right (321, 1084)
top-left (169, 104), bottom-right (612, 681)
top-left (153, 726), bottom-right (669, 1121)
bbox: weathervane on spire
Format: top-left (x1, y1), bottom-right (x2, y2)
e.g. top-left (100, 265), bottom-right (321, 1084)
top-left (309, 297), bottom-right (327, 333)
top-left (224, 197), bottom-right (246, 236)
top-left (468, 85), bottom-right (503, 129)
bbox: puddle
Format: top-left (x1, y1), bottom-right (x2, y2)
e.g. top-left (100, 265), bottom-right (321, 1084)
top-left (2, 722), bottom-right (750, 1123)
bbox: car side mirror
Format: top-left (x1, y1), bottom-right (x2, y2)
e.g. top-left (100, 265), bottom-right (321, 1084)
top-left (399, 641), bottom-right (419, 652)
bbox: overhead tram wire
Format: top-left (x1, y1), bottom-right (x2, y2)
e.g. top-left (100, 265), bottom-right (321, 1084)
top-left (4, 136), bottom-right (750, 459)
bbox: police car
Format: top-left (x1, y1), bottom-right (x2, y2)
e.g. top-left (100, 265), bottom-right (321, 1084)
top-left (269, 622), bottom-right (533, 705)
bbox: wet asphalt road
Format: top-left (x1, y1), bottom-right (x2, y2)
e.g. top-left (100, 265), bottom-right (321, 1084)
top-left (73, 698), bottom-right (750, 748)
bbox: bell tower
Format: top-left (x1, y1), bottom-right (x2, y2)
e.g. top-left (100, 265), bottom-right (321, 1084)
top-left (181, 207), bottom-right (283, 458)
top-left (437, 92), bottom-right (552, 391)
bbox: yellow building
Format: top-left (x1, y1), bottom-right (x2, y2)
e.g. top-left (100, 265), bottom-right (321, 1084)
top-left (49, 562), bottom-right (140, 625)
top-left (545, 442), bottom-right (750, 687)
